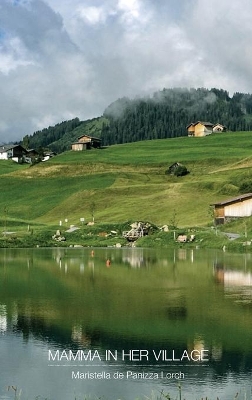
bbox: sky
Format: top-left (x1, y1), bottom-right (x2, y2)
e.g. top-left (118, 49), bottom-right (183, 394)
top-left (1, 0), bottom-right (252, 142)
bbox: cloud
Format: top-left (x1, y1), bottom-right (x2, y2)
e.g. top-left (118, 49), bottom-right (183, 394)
top-left (76, 5), bottom-right (108, 25)
top-left (184, 0), bottom-right (252, 91)
top-left (0, 0), bottom-right (252, 143)
top-left (0, 35), bottom-right (35, 74)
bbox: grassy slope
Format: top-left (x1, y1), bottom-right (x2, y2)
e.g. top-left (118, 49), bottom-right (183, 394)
top-left (1, 131), bottom-right (252, 230)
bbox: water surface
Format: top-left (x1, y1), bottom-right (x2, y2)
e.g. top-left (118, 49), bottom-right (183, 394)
top-left (0, 247), bottom-right (252, 399)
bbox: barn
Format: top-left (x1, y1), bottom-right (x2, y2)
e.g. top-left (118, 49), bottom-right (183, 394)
top-left (71, 135), bottom-right (101, 151)
top-left (212, 193), bottom-right (252, 224)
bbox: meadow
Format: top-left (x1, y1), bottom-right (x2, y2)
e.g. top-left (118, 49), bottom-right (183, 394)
top-left (1, 131), bottom-right (252, 247)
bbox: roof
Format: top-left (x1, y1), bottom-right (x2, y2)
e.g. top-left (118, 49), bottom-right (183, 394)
top-left (194, 121), bottom-right (214, 127)
top-left (186, 121), bottom-right (214, 129)
top-left (169, 162), bottom-right (182, 168)
top-left (77, 134), bottom-right (101, 141)
top-left (213, 123), bottom-right (225, 127)
top-left (0, 144), bottom-right (24, 153)
top-left (213, 123), bottom-right (227, 128)
top-left (212, 193), bottom-right (252, 206)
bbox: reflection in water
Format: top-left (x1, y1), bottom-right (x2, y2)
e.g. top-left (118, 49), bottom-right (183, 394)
top-left (0, 304), bottom-right (7, 334)
top-left (214, 260), bottom-right (252, 304)
top-left (0, 248), bottom-right (252, 400)
top-left (71, 324), bottom-right (91, 346)
top-left (122, 248), bottom-right (145, 268)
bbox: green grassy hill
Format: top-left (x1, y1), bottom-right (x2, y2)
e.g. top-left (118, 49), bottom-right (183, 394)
top-left (2, 131), bottom-right (252, 235)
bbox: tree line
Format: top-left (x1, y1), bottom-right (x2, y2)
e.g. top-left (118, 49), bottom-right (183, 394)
top-left (100, 88), bottom-right (252, 145)
top-left (21, 88), bottom-right (252, 152)
top-left (22, 117), bottom-right (82, 153)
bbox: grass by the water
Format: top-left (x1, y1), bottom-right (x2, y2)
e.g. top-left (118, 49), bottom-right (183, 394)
top-left (6, 385), bottom-right (252, 400)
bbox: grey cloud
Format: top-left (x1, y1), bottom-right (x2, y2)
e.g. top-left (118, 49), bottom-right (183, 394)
top-left (183, 0), bottom-right (252, 92)
top-left (0, 0), bottom-right (95, 141)
top-left (0, 0), bottom-right (62, 51)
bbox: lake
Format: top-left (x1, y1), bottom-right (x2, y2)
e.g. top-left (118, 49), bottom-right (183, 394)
top-left (0, 247), bottom-right (252, 400)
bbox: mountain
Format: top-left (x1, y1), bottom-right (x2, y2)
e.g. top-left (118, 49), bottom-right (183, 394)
top-left (22, 116), bottom-right (108, 153)
top-left (21, 87), bottom-right (252, 153)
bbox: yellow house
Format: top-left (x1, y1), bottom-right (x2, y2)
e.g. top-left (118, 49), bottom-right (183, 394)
top-left (187, 121), bottom-right (214, 137)
top-left (187, 121), bottom-right (228, 136)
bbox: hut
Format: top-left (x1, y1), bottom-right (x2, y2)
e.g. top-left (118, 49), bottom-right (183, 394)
top-left (72, 135), bottom-right (101, 151)
top-left (213, 123), bottom-right (227, 133)
top-left (212, 193), bottom-right (252, 224)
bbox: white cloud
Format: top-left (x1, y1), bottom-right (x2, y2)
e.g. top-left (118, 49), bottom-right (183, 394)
top-left (0, 36), bottom-right (36, 74)
top-left (117, 0), bottom-right (141, 22)
top-left (76, 6), bottom-right (107, 25)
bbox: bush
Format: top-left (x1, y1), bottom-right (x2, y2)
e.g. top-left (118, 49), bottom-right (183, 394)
top-left (173, 165), bottom-right (189, 177)
top-left (165, 163), bottom-right (189, 176)
top-left (239, 179), bottom-right (252, 193)
top-left (218, 183), bottom-right (239, 196)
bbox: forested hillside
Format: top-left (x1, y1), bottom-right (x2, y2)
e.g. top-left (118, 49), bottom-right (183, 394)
top-left (22, 117), bottom-right (108, 153)
top-left (21, 87), bottom-right (252, 152)
top-left (100, 88), bottom-right (252, 145)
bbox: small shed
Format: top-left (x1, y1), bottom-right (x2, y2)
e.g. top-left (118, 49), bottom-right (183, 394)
top-left (72, 135), bottom-right (101, 151)
top-left (26, 148), bottom-right (39, 158)
top-left (213, 123), bottom-right (227, 133)
top-left (212, 193), bottom-right (252, 224)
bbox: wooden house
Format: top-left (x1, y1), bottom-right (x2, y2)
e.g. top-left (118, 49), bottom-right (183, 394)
top-left (0, 144), bottom-right (27, 162)
top-left (26, 148), bottom-right (39, 158)
top-left (71, 135), bottom-right (101, 151)
top-left (187, 121), bottom-right (214, 137)
top-left (212, 193), bottom-right (252, 224)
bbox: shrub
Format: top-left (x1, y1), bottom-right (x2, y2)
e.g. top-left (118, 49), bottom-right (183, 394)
top-left (218, 183), bottom-right (239, 196)
top-left (239, 180), bottom-right (252, 193)
top-left (165, 163), bottom-right (189, 176)
top-left (173, 165), bottom-right (189, 177)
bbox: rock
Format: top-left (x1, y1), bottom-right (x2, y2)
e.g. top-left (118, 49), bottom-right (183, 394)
top-left (52, 233), bottom-right (66, 242)
top-left (123, 221), bottom-right (154, 241)
top-left (65, 226), bottom-right (80, 233)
